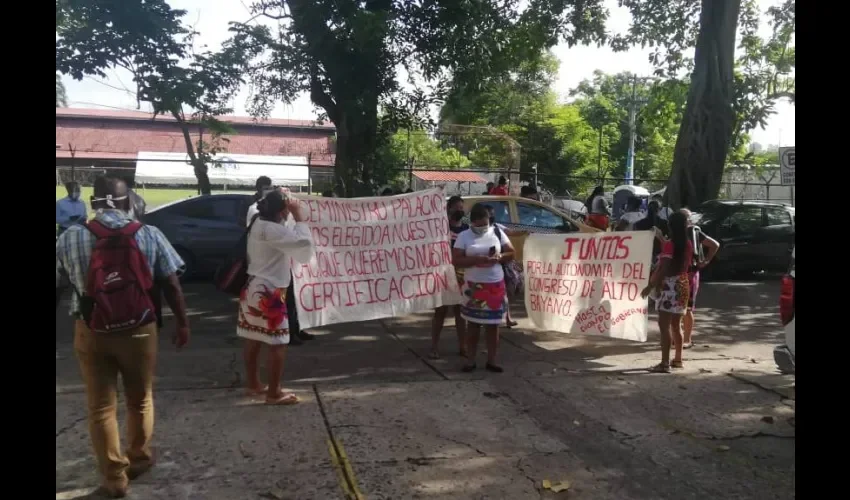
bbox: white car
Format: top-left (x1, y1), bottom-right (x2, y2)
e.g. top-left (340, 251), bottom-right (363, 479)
top-left (774, 247), bottom-right (795, 373)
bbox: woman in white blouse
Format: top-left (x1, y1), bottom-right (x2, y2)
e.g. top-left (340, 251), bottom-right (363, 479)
top-left (237, 190), bottom-right (314, 405)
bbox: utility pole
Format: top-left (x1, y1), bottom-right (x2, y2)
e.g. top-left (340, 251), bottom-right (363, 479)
top-left (625, 74), bottom-right (648, 185)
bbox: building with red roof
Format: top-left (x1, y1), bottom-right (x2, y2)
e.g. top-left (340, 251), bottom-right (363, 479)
top-left (55, 108), bottom-right (336, 186)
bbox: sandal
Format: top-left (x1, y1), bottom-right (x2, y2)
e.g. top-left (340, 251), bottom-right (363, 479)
top-left (506, 320), bottom-right (518, 328)
top-left (670, 361), bottom-right (684, 369)
top-left (246, 385), bottom-right (268, 396)
top-left (265, 393), bottom-right (299, 405)
top-left (682, 342), bottom-right (694, 350)
top-left (649, 363), bottom-right (671, 374)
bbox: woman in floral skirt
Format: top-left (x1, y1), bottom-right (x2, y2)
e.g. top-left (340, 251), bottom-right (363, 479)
top-left (453, 204), bottom-right (516, 373)
top-left (238, 190), bottom-right (314, 404)
top-left (641, 211), bottom-right (692, 373)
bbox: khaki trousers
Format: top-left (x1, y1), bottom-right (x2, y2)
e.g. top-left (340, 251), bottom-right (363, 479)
top-left (74, 320), bottom-right (158, 488)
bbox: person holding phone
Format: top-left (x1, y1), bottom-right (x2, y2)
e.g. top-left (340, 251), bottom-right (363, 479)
top-left (452, 203), bottom-right (516, 373)
top-left (56, 181), bottom-right (87, 237)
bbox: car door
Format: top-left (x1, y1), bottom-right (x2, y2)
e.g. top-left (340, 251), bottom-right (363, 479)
top-left (760, 207), bottom-right (795, 270)
top-left (714, 205), bottom-right (764, 272)
top-left (169, 196), bottom-right (245, 274)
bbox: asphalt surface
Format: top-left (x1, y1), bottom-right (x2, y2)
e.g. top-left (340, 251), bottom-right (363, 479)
top-left (56, 278), bottom-right (794, 500)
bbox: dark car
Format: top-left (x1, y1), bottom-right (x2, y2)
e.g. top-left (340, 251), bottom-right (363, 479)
top-left (692, 200), bottom-right (795, 278)
top-left (144, 194), bottom-right (254, 278)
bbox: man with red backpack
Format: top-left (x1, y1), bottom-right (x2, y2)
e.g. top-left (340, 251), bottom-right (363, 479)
top-left (56, 176), bottom-right (190, 498)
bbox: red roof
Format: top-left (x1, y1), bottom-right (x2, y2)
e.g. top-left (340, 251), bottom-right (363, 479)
top-left (412, 171), bottom-right (488, 183)
top-left (56, 108), bottom-right (336, 167)
top-left (55, 108), bottom-right (336, 130)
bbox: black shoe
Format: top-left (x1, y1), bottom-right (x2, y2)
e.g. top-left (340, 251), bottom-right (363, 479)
top-left (485, 363), bottom-right (504, 373)
top-left (289, 334), bottom-right (303, 346)
top-left (461, 363), bottom-right (477, 373)
top-left (296, 331), bottom-right (315, 340)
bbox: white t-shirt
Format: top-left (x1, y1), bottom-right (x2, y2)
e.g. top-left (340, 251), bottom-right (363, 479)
top-left (453, 226), bottom-right (511, 283)
top-left (246, 202), bottom-right (259, 226)
top-left (619, 211), bottom-right (646, 231)
top-left (246, 220), bottom-right (315, 288)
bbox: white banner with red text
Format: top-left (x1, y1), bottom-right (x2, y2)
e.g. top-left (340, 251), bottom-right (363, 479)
top-left (291, 188), bottom-right (463, 329)
top-left (523, 231), bottom-right (653, 342)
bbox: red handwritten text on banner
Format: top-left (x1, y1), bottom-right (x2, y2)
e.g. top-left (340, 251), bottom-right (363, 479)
top-left (292, 188), bottom-right (462, 328)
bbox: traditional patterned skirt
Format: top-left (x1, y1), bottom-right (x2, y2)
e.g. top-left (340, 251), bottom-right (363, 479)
top-left (461, 280), bottom-right (507, 325)
top-left (237, 276), bottom-right (290, 345)
top-left (657, 273), bottom-right (691, 315)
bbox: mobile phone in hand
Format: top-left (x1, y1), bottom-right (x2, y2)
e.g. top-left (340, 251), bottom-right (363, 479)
top-left (489, 246), bottom-right (497, 256)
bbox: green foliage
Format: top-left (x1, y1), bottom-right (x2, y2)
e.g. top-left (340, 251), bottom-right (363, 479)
top-left (56, 74), bottom-right (68, 108)
top-left (371, 129), bottom-right (472, 189)
top-left (230, 1), bottom-right (609, 196)
top-left (612, 0), bottom-right (794, 206)
top-left (56, 0), bottom-right (255, 194)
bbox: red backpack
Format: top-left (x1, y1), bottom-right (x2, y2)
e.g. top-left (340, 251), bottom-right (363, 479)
top-left (82, 220), bottom-right (156, 333)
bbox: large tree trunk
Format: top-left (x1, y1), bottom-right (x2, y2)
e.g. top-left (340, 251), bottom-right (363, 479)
top-left (666, 0), bottom-right (741, 210)
top-left (331, 104), bottom-right (379, 197)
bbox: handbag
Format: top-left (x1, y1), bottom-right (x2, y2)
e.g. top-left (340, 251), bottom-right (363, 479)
top-left (214, 215), bottom-right (258, 297)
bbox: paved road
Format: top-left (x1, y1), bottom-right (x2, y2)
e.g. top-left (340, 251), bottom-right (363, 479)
top-left (56, 279), bottom-right (794, 499)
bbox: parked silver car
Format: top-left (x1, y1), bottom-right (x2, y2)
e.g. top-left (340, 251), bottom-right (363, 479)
top-left (144, 194), bottom-right (254, 278)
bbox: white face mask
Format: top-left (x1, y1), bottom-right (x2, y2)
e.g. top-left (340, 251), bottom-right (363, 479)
top-left (69, 192), bottom-right (80, 201)
top-left (470, 224), bottom-right (489, 236)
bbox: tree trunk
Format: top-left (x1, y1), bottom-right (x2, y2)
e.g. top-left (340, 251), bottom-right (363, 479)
top-left (333, 108), bottom-right (379, 197)
top-left (665, 0), bottom-right (741, 210)
top-left (177, 120), bottom-right (212, 195)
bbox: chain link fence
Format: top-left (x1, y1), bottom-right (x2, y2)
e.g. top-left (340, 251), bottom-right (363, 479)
top-left (56, 160), bottom-right (794, 207)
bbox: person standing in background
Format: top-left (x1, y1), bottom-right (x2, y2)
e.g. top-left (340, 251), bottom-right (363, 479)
top-left (56, 181), bottom-right (87, 237)
top-left (584, 186), bottom-right (610, 231)
top-left (616, 196), bottom-right (646, 231)
top-left (489, 176), bottom-right (509, 195)
top-left (483, 182), bottom-right (494, 195)
top-left (680, 208), bottom-right (720, 349)
top-left (246, 176), bottom-right (274, 224)
top-left (125, 178), bottom-right (147, 222)
top-left (429, 195), bottom-right (468, 359)
top-left (520, 185), bottom-right (539, 201)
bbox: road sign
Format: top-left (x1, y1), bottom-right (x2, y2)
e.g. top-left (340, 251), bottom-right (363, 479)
top-left (779, 147), bottom-right (795, 186)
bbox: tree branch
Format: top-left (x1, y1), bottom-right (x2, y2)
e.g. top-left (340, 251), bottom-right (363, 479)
top-left (310, 70), bottom-right (338, 122)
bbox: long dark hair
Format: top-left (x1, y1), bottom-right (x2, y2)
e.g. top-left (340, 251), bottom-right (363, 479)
top-left (257, 190), bottom-right (286, 221)
top-left (667, 211), bottom-right (688, 275)
top-left (584, 185), bottom-right (604, 212)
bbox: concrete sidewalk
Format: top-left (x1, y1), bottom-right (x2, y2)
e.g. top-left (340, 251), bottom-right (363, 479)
top-left (56, 279), bottom-right (794, 499)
